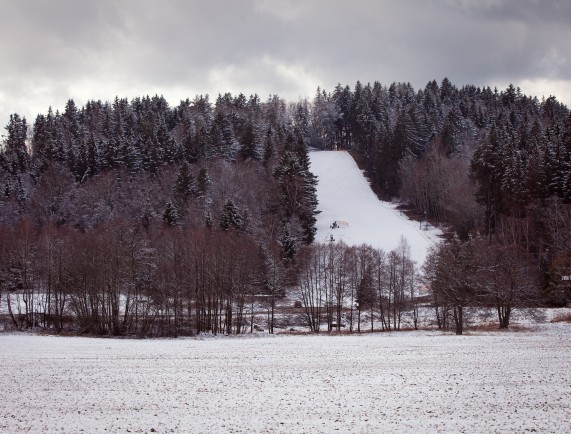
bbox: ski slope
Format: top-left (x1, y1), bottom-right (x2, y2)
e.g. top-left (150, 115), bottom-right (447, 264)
top-left (310, 150), bottom-right (441, 265)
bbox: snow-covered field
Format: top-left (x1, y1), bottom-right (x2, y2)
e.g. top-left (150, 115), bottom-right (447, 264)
top-left (1, 151), bottom-right (568, 433)
top-left (310, 150), bottom-right (441, 265)
top-left (1, 324), bottom-right (570, 433)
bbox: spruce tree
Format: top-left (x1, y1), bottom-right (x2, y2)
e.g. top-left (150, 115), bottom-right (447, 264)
top-left (196, 166), bottom-right (210, 198)
top-left (182, 129), bottom-right (201, 163)
top-left (262, 126), bottom-right (274, 167)
top-left (31, 114), bottom-right (49, 170)
top-left (239, 121), bottom-right (258, 160)
top-left (280, 228), bottom-right (297, 261)
top-left (219, 199), bottom-right (243, 231)
top-left (4, 114), bottom-right (29, 174)
top-left (204, 209), bottom-right (213, 228)
top-left (162, 201), bottom-right (180, 227)
top-left (273, 148), bottom-right (318, 244)
top-left (561, 112), bottom-right (571, 201)
top-left (172, 161), bottom-right (196, 205)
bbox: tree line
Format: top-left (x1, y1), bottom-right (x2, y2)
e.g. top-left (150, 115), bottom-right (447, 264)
top-left (1, 216), bottom-right (543, 336)
top-left (1, 219), bottom-right (282, 336)
top-left (0, 216), bottom-right (427, 336)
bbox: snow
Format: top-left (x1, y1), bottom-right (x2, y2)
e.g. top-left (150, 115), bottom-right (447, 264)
top-left (310, 150), bottom-right (442, 266)
top-left (1, 150), bottom-right (568, 433)
top-left (1, 323), bottom-right (570, 433)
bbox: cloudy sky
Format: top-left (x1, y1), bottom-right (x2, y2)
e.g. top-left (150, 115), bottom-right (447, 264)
top-left (1, 0), bottom-right (570, 128)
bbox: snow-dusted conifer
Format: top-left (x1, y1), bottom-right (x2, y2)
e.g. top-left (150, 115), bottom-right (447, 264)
top-left (172, 161), bottom-right (196, 205)
top-left (219, 199), bottom-right (243, 231)
top-left (162, 201), bottom-right (180, 227)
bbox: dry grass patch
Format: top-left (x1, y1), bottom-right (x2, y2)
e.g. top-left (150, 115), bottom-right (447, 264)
top-left (551, 311), bottom-right (571, 323)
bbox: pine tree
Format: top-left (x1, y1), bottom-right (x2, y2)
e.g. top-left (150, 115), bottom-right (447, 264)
top-left (561, 112), bottom-right (571, 201)
top-left (440, 77), bottom-right (457, 104)
top-left (332, 84), bottom-right (353, 148)
top-left (196, 166), bottom-right (210, 198)
top-left (220, 114), bottom-right (239, 161)
top-left (110, 97), bottom-right (128, 168)
top-left (126, 133), bottom-right (143, 173)
top-left (162, 201), bottom-right (180, 227)
top-left (280, 228), bottom-right (297, 261)
top-left (204, 209), bottom-right (213, 228)
top-left (526, 121), bottom-right (550, 200)
top-left (423, 80), bottom-right (444, 135)
top-left (4, 114), bottom-right (29, 174)
top-left (219, 199), bottom-right (244, 231)
top-left (273, 148), bottom-right (318, 244)
top-left (294, 101), bottom-right (310, 147)
top-left (311, 87), bottom-right (341, 149)
top-left (471, 119), bottom-right (512, 235)
top-left (356, 266), bottom-right (375, 312)
top-left (172, 161), bottom-right (196, 205)
top-left (181, 129), bottom-right (201, 163)
top-left (31, 114), bottom-right (49, 170)
top-left (262, 126), bottom-right (274, 167)
top-left (273, 151), bottom-right (303, 217)
top-left (155, 121), bottom-right (178, 165)
top-left (74, 137), bottom-right (91, 182)
top-left (358, 86), bottom-right (378, 156)
top-left (62, 99), bottom-right (84, 174)
top-left (239, 120), bottom-right (259, 160)
top-left (100, 138), bottom-right (115, 170)
top-left (15, 175), bottom-right (29, 207)
top-left (441, 109), bottom-right (461, 156)
top-left (142, 135), bottom-right (160, 175)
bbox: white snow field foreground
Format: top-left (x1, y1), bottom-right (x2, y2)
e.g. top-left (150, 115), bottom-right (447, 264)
top-left (310, 150), bottom-right (441, 265)
top-left (1, 325), bottom-right (571, 433)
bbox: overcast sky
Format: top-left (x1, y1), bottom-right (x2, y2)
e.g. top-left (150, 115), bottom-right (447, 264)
top-left (1, 0), bottom-right (570, 129)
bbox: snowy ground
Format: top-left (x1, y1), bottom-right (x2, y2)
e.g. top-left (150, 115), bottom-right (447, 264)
top-left (1, 324), bottom-right (570, 433)
top-left (1, 151), bottom-right (568, 433)
top-left (310, 150), bottom-right (442, 265)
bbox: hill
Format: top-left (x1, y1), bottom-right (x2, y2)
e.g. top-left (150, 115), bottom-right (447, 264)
top-left (310, 150), bottom-right (441, 265)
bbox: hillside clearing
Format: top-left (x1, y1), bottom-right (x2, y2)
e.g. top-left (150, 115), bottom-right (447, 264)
top-left (310, 150), bottom-right (441, 265)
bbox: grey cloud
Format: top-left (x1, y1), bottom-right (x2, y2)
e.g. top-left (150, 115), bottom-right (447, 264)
top-left (1, 0), bottom-right (570, 128)
top-left (450, 0), bottom-right (571, 24)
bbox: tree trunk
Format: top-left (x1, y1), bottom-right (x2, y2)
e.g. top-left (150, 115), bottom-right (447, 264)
top-left (497, 303), bottom-right (511, 329)
top-left (453, 305), bottom-right (463, 335)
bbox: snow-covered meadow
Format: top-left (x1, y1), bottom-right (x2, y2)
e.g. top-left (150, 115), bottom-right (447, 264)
top-left (1, 325), bottom-right (570, 433)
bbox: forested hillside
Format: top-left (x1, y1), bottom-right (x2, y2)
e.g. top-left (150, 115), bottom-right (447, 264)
top-left (0, 93), bottom-right (319, 335)
top-left (309, 80), bottom-right (571, 312)
top-left (1, 78), bottom-right (570, 336)
top-left (1, 94), bottom-right (318, 240)
top-left (311, 80), bottom-right (570, 224)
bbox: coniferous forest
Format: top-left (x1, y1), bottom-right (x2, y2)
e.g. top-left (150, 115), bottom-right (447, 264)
top-left (1, 79), bottom-right (570, 336)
